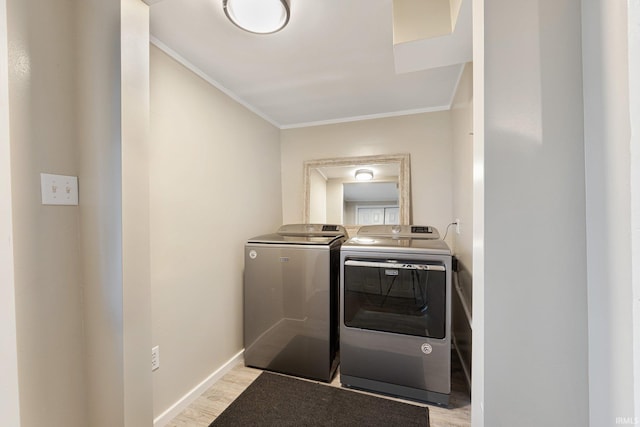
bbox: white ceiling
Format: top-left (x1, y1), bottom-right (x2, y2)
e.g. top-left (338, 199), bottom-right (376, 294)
top-left (149, 0), bottom-right (471, 129)
top-left (343, 182), bottom-right (399, 202)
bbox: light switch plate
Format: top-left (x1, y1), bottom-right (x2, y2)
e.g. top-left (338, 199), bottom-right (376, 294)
top-left (40, 173), bottom-right (78, 205)
top-left (151, 346), bottom-right (160, 371)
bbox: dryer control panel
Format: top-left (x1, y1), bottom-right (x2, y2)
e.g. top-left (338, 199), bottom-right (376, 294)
top-left (276, 223), bottom-right (347, 238)
top-left (357, 225), bottom-right (440, 240)
top-left (411, 226), bottom-right (434, 234)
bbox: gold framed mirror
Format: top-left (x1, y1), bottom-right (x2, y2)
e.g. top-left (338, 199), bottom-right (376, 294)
top-left (303, 154), bottom-right (411, 234)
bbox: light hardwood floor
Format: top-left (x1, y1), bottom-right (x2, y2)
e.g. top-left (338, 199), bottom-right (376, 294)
top-left (167, 351), bottom-right (471, 427)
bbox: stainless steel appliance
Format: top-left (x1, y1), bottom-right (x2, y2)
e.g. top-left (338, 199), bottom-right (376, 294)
top-left (340, 225), bottom-right (452, 405)
top-left (244, 224), bottom-right (347, 382)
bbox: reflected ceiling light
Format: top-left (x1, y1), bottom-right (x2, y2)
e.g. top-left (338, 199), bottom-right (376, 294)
top-left (223, 0), bottom-right (290, 34)
top-left (355, 169), bottom-right (374, 181)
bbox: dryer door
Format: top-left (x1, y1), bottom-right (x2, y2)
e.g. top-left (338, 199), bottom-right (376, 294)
top-left (343, 259), bottom-right (446, 338)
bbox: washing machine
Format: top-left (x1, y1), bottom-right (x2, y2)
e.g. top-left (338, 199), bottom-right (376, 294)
top-left (339, 225), bottom-right (452, 406)
top-left (244, 224), bottom-right (347, 382)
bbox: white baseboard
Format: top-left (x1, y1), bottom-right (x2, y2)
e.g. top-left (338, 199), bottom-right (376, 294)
top-left (153, 350), bottom-right (245, 427)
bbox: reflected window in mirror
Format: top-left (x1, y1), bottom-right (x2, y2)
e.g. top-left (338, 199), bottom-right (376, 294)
top-left (343, 182), bottom-right (399, 225)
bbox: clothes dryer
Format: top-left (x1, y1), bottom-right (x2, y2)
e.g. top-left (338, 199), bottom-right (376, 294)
top-left (340, 225), bottom-right (452, 405)
top-left (244, 224), bottom-right (346, 382)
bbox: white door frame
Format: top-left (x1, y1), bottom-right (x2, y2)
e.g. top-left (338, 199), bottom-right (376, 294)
top-left (471, 0), bottom-right (639, 424)
top-left (0, 0), bottom-right (22, 423)
top-left (471, 0), bottom-right (485, 425)
top-left (629, 0), bottom-right (640, 419)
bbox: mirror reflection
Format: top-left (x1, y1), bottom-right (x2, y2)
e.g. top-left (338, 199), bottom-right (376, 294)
top-left (303, 154), bottom-right (411, 230)
top-left (343, 181), bottom-right (399, 225)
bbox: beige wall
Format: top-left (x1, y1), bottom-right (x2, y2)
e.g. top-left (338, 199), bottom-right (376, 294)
top-left (451, 63), bottom-right (473, 271)
top-left (77, 0), bottom-right (152, 425)
top-left (6, 0), bottom-right (152, 425)
top-left (76, 0), bottom-right (125, 423)
top-left (281, 112), bottom-right (454, 234)
top-left (450, 61), bottom-right (473, 389)
top-left (7, 0), bottom-right (86, 425)
top-left (309, 168), bottom-right (327, 223)
top-left (325, 178), bottom-right (344, 223)
top-left (149, 45), bottom-right (283, 418)
top-left (121, 1), bottom-right (152, 425)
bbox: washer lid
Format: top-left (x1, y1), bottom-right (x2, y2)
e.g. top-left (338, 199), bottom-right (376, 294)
top-left (247, 224), bottom-right (347, 245)
top-left (276, 223), bottom-right (347, 237)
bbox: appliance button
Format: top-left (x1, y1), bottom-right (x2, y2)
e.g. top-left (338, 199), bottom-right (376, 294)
top-left (421, 343), bottom-right (433, 355)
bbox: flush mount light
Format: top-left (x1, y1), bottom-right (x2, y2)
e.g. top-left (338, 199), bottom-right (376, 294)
top-left (355, 169), bottom-right (374, 181)
top-left (223, 0), bottom-right (290, 34)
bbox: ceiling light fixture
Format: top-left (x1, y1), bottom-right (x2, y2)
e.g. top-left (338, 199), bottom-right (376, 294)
top-left (223, 0), bottom-right (290, 34)
top-left (355, 169), bottom-right (374, 181)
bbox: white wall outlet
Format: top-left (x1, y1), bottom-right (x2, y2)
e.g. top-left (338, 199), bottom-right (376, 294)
top-left (151, 345), bottom-right (160, 371)
top-left (455, 218), bottom-right (461, 234)
top-left (40, 173), bottom-right (78, 205)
